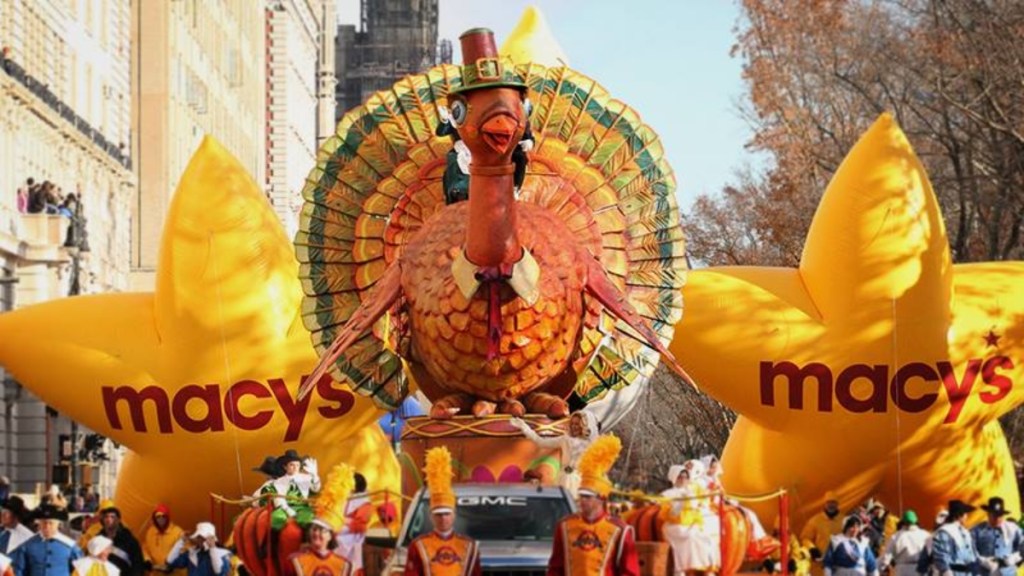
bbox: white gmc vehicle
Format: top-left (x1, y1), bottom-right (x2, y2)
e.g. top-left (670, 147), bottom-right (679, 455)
top-left (382, 483), bottom-right (576, 576)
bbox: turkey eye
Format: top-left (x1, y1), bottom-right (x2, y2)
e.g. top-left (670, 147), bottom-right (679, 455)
top-left (450, 99), bottom-right (467, 127)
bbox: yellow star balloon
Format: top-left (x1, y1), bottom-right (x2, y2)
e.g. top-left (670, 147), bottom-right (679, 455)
top-left (0, 137), bottom-right (398, 530)
top-left (670, 114), bottom-right (1024, 525)
top-left (500, 5), bottom-right (568, 67)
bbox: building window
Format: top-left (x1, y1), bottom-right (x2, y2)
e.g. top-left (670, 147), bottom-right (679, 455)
top-left (0, 266), bottom-right (14, 313)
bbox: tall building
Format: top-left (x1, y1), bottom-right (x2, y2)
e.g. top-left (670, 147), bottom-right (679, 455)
top-left (0, 0), bottom-right (135, 496)
top-left (265, 0), bottom-right (337, 237)
top-left (130, 0), bottom-right (266, 289)
top-left (0, 0), bottom-right (340, 500)
top-left (335, 0), bottom-right (443, 118)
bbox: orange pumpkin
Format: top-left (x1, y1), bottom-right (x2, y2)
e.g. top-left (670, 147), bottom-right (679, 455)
top-left (232, 507), bottom-right (306, 576)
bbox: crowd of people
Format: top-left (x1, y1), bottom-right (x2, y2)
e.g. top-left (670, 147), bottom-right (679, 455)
top-left (4, 426), bottom-right (1021, 576)
top-left (0, 447), bottom-right (379, 576)
top-left (15, 178), bottom-right (80, 218)
top-left (798, 493), bottom-right (1024, 576)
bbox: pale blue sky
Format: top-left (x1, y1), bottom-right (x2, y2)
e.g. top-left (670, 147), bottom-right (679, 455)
top-left (339, 1), bottom-right (759, 209)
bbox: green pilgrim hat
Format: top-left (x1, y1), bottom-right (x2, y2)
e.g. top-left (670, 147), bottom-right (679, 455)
top-left (449, 28), bottom-right (526, 95)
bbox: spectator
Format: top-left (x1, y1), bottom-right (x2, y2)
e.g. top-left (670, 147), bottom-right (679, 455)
top-left (931, 500), bottom-right (978, 576)
top-left (141, 504), bottom-right (185, 576)
top-left (43, 182), bottom-right (60, 214)
top-left (879, 510), bottom-right (928, 576)
top-left (971, 497), bottom-right (1023, 576)
top-left (58, 194), bottom-right (77, 219)
top-left (42, 485), bottom-right (68, 510)
top-left (0, 497), bottom-right (34, 554)
top-left (915, 510), bottom-right (949, 575)
top-left (166, 523), bottom-right (232, 576)
top-left (0, 478), bottom-right (9, 502)
top-left (96, 500), bottom-right (145, 576)
top-left (12, 504), bottom-right (83, 576)
top-left (72, 535), bottom-right (119, 576)
top-left (27, 182), bottom-right (46, 214)
top-left (860, 500), bottom-right (896, 557)
top-left (82, 491), bottom-right (98, 513)
top-left (822, 515), bottom-right (879, 576)
top-left (800, 492), bottom-right (844, 566)
top-left (15, 178), bottom-right (30, 212)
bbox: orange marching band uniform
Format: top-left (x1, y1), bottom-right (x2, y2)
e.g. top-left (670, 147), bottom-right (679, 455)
top-left (288, 463), bottom-right (358, 576)
top-left (548, 435), bottom-right (639, 576)
top-left (404, 447), bottom-right (482, 576)
top-left (547, 513), bottom-right (638, 576)
top-left (404, 534), bottom-right (481, 576)
top-left (291, 549), bottom-right (351, 576)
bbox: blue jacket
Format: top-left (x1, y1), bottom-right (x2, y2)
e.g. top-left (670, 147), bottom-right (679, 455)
top-left (931, 523), bottom-right (978, 576)
top-left (823, 535), bottom-right (878, 575)
top-left (971, 521), bottom-right (1023, 576)
top-left (166, 541), bottom-right (231, 576)
top-left (12, 533), bottom-right (83, 576)
top-left (0, 524), bottom-right (35, 555)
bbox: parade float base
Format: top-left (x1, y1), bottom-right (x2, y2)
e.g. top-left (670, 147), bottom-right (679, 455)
top-left (399, 415), bottom-right (568, 505)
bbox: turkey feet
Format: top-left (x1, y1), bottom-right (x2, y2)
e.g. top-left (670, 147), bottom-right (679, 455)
top-left (522, 392), bottom-right (569, 418)
top-left (428, 395), bottom-right (529, 419)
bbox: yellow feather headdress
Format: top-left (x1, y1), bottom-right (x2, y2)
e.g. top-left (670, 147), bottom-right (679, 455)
top-left (312, 463), bottom-right (355, 532)
top-left (578, 434), bottom-right (621, 498)
top-left (425, 446), bottom-right (456, 512)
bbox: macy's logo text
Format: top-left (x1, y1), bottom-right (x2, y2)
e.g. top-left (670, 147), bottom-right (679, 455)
top-left (101, 375), bottom-right (353, 442)
top-left (759, 356), bottom-right (1014, 423)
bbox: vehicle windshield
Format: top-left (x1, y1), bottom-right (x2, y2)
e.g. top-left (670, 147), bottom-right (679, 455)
top-left (401, 493), bottom-right (571, 546)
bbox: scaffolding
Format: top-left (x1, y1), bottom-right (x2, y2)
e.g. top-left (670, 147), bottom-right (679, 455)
top-left (336, 0), bottom-right (443, 116)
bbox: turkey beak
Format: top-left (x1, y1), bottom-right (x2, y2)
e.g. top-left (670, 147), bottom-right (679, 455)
top-left (480, 114), bottom-right (518, 154)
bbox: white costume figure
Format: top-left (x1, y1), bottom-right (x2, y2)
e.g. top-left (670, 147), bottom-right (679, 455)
top-left (703, 455), bottom-right (770, 543)
top-left (661, 460), bottom-right (719, 574)
top-left (510, 411), bottom-right (599, 497)
top-left (879, 515), bottom-right (929, 576)
top-left (72, 535), bottom-right (121, 576)
top-left (334, 473), bottom-right (373, 576)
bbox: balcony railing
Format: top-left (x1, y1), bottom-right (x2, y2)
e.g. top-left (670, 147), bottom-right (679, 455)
top-left (0, 54), bottom-right (131, 170)
top-left (18, 214), bottom-right (70, 247)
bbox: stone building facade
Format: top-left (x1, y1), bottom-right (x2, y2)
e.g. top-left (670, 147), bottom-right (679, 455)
top-left (265, 0), bottom-right (337, 238)
top-left (130, 0), bottom-right (267, 289)
top-left (335, 0), bottom-right (443, 118)
top-left (0, 0), bottom-right (135, 497)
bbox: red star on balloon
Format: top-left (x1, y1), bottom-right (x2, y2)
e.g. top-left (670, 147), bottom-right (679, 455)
top-left (984, 330), bottom-right (1001, 348)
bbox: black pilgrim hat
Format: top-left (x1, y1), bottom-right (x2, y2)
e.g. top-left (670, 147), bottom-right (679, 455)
top-left (252, 456), bottom-right (282, 478)
top-left (1, 496), bottom-right (29, 524)
top-left (33, 503), bottom-right (68, 522)
top-left (947, 499), bottom-right (976, 519)
top-left (981, 497), bottom-right (1011, 516)
top-left (275, 449), bottom-right (304, 470)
